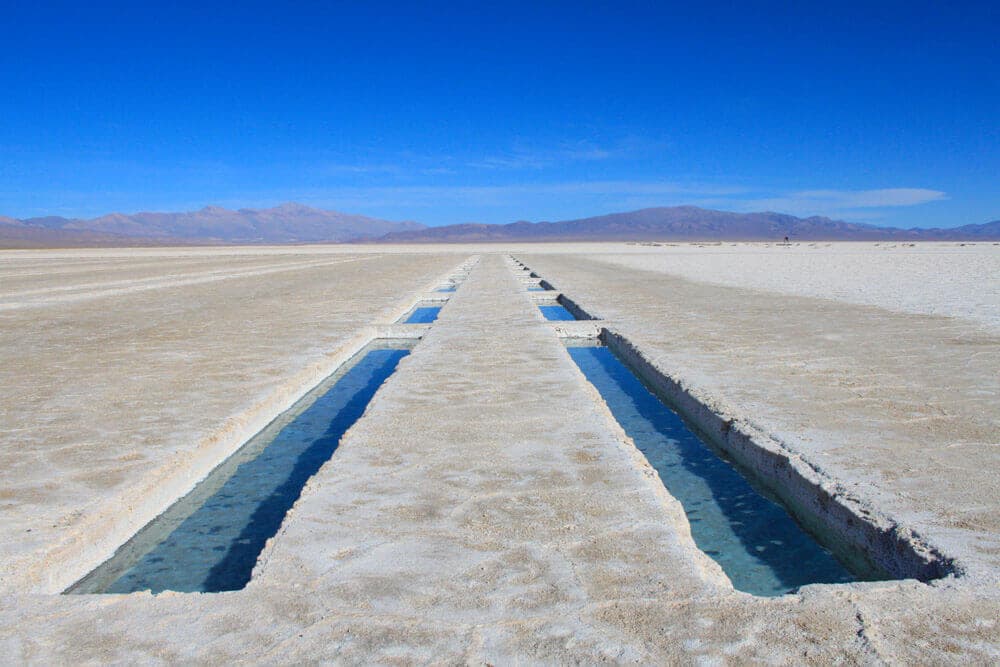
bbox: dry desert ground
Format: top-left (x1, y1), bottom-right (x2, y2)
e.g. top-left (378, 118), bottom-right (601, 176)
top-left (1, 242), bottom-right (998, 663)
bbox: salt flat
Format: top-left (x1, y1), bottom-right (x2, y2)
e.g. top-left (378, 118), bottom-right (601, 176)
top-left (514, 241), bottom-right (1000, 329)
top-left (522, 245), bottom-right (1000, 565)
top-left (0, 247), bottom-right (463, 592)
top-left (1, 244), bottom-right (997, 663)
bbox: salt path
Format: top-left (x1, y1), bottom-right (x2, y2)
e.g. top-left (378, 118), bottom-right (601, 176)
top-left (0, 245), bottom-right (997, 663)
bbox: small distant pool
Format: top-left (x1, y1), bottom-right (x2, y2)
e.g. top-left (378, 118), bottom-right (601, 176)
top-left (436, 286), bottom-right (457, 293)
top-left (539, 304), bottom-right (576, 321)
top-left (567, 343), bottom-right (860, 596)
top-left (527, 286), bottom-right (547, 292)
top-left (68, 340), bottom-right (412, 594)
top-left (402, 306), bottom-right (442, 324)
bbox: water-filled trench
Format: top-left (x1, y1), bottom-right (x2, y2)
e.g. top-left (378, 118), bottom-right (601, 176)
top-left (68, 339), bottom-right (413, 594)
top-left (566, 340), bottom-right (861, 596)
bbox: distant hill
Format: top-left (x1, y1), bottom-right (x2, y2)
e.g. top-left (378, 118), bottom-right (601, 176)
top-left (3, 204), bottom-right (998, 247)
top-left (375, 207), bottom-right (1000, 242)
top-left (2, 203), bottom-right (423, 246)
top-left (0, 216), bottom-right (176, 248)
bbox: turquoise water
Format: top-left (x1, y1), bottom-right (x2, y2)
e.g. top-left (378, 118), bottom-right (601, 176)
top-left (436, 286), bottom-right (457, 293)
top-left (539, 304), bottom-right (576, 321)
top-left (69, 344), bottom-right (410, 594)
top-left (567, 344), bottom-right (857, 596)
top-left (527, 286), bottom-right (547, 292)
top-left (403, 306), bottom-right (442, 323)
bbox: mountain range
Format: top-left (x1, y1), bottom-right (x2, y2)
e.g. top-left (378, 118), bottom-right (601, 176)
top-left (0, 203), bottom-right (423, 248)
top-left (377, 207), bottom-right (1000, 243)
top-left (2, 203), bottom-right (998, 247)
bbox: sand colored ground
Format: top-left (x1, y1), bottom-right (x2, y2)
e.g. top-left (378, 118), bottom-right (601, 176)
top-left (1, 245), bottom-right (997, 663)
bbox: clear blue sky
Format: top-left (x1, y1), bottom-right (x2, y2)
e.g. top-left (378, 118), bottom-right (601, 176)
top-left (1, 1), bottom-right (997, 227)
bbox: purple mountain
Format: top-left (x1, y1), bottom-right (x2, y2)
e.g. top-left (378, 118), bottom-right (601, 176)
top-left (374, 207), bottom-right (1000, 242)
top-left (3, 203), bottom-right (424, 246)
top-left (4, 204), bottom-right (998, 247)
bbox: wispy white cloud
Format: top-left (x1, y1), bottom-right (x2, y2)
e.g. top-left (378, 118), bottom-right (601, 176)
top-left (238, 181), bottom-right (948, 226)
top-left (744, 188), bottom-right (948, 211)
top-left (281, 182), bottom-right (943, 212)
top-left (738, 188), bottom-right (948, 215)
top-left (465, 138), bottom-right (644, 170)
top-left (4, 176), bottom-right (945, 224)
top-left (307, 140), bottom-right (628, 176)
top-left (273, 180), bottom-right (754, 210)
top-left (319, 162), bottom-right (456, 176)
top-left (797, 188), bottom-right (947, 207)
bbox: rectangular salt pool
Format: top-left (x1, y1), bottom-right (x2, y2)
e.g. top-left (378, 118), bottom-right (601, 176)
top-left (68, 339), bottom-right (413, 594)
top-left (566, 342), bottom-right (863, 596)
top-left (400, 305), bottom-right (442, 324)
top-left (539, 304), bottom-right (576, 321)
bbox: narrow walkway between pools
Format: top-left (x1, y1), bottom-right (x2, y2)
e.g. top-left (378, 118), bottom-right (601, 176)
top-left (255, 253), bottom-right (724, 627)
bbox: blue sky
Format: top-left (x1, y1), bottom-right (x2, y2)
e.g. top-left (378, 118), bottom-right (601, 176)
top-left (1, 1), bottom-right (997, 227)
